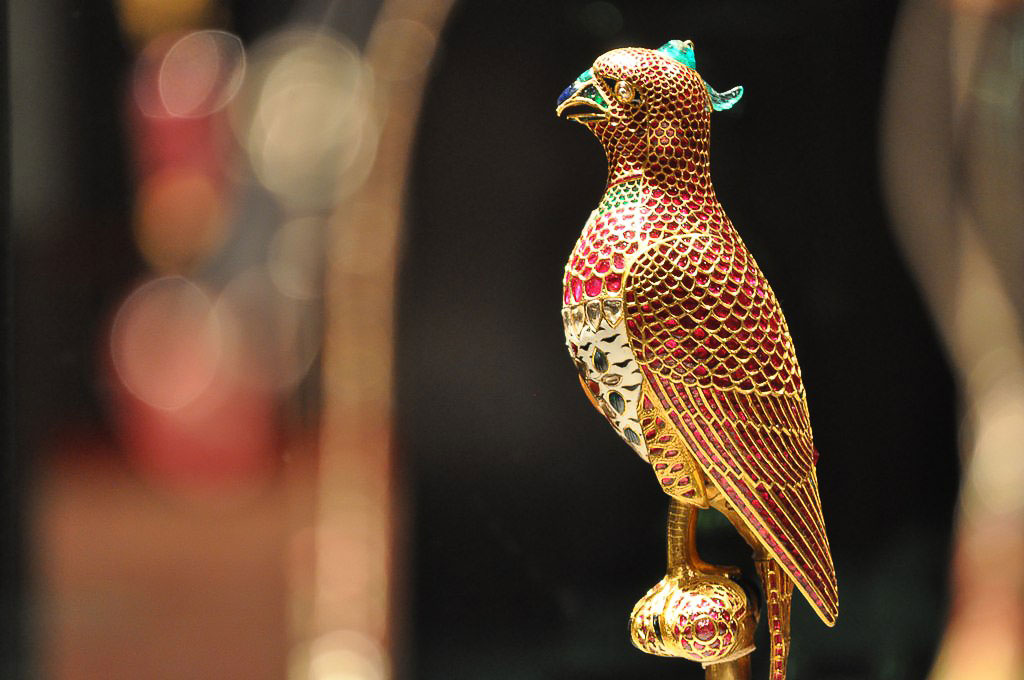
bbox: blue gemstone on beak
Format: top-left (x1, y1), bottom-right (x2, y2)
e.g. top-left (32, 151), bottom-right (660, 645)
top-left (557, 84), bottom-right (576, 107)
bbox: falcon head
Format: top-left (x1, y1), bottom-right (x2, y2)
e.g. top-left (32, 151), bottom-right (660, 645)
top-left (555, 40), bottom-right (742, 159)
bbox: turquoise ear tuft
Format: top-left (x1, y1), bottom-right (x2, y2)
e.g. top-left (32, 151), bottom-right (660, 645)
top-left (708, 85), bottom-right (744, 111)
top-left (657, 39), bottom-right (696, 70)
top-left (657, 39), bottom-right (744, 112)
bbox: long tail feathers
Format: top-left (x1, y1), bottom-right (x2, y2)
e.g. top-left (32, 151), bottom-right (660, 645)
top-left (755, 559), bottom-right (793, 680)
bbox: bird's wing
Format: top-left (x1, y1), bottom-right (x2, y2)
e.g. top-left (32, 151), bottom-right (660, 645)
top-left (624, 233), bottom-right (838, 626)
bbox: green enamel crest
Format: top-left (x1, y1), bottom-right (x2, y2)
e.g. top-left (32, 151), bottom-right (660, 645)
top-left (657, 39), bottom-right (744, 112)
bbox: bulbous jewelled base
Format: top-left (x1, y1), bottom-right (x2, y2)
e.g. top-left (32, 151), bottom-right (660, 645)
top-left (630, 569), bottom-right (757, 665)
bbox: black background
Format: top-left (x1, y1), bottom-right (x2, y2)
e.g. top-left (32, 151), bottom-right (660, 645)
top-left (399, 2), bottom-right (958, 679)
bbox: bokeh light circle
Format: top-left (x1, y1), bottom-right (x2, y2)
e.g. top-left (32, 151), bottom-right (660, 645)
top-left (268, 217), bottom-right (324, 300)
top-left (134, 168), bottom-right (228, 272)
top-left (214, 268), bottom-right (321, 393)
top-left (232, 29), bottom-right (375, 211)
top-left (158, 30), bottom-right (246, 118)
top-left (110, 276), bottom-right (222, 410)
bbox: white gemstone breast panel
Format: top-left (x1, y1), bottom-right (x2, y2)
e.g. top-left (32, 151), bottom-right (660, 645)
top-left (563, 296), bottom-right (649, 461)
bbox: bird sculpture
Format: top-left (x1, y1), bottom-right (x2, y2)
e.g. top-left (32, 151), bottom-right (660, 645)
top-left (556, 40), bottom-right (838, 680)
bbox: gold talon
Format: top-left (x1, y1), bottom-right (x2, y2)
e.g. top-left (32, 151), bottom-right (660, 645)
top-left (630, 499), bottom-right (758, 666)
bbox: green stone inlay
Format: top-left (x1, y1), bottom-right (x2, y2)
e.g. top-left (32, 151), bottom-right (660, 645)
top-left (624, 428), bottom-right (641, 445)
top-left (608, 391), bottom-right (625, 413)
top-left (574, 68), bottom-right (594, 87)
top-left (593, 348), bottom-right (609, 372)
top-left (596, 179), bottom-right (642, 216)
top-left (579, 84), bottom-right (606, 109)
top-left (658, 40), bottom-right (696, 69)
top-left (656, 39), bottom-right (743, 112)
top-left (708, 85), bottom-right (744, 112)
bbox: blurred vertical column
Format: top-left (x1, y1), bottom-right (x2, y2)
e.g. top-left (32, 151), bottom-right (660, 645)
top-left (300, 1), bottom-right (453, 679)
top-left (883, 1), bottom-right (1024, 678)
top-left (113, 6), bottom-right (281, 493)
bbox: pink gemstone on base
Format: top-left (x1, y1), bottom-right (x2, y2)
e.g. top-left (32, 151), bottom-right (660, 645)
top-left (694, 618), bottom-right (716, 641)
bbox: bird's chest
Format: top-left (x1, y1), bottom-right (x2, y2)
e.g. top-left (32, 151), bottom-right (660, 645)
top-left (561, 204), bottom-right (652, 460)
top-left (562, 289), bottom-right (648, 461)
top-left (562, 204), bottom-right (645, 304)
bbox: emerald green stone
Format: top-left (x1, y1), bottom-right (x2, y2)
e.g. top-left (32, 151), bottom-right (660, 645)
top-left (655, 39), bottom-right (743, 112)
top-left (579, 84), bottom-right (606, 109)
top-left (657, 40), bottom-right (695, 69)
top-left (597, 179), bottom-right (642, 215)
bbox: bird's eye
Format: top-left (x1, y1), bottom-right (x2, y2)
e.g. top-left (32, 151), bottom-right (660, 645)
top-left (613, 80), bottom-right (636, 104)
top-left (598, 75), bottom-right (637, 105)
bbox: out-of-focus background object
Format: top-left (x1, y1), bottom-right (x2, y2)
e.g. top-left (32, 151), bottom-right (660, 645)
top-left (884, 1), bottom-right (1024, 678)
top-left (310, 2), bottom-right (453, 680)
top-left (15, 0), bottom-right (454, 678)
top-left (6, 0), bottom-right (992, 678)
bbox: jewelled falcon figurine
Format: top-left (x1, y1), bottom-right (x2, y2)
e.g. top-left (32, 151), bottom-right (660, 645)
top-left (556, 41), bottom-right (837, 680)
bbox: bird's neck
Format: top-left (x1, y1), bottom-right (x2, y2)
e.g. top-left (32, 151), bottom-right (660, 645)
top-left (604, 139), bottom-right (718, 209)
top-left (599, 140), bottom-right (739, 243)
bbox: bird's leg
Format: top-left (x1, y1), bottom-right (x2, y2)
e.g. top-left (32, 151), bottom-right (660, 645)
top-left (630, 498), bottom-right (757, 672)
top-left (666, 497), bottom-right (702, 576)
top-left (754, 558), bottom-right (792, 680)
top-left (672, 497), bottom-right (754, 680)
top-left (711, 494), bottom-right (793, 680)
top-left (667, 498), bottom-right (738, 578)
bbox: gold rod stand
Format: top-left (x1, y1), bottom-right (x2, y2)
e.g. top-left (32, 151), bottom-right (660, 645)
top-left (706, 655), bottom-right (751, 680)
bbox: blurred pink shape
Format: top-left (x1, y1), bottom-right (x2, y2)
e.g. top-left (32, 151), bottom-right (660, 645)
top-left (108, 276), bottom-right (277, 494)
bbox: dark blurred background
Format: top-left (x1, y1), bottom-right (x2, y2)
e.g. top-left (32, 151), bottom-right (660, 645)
top-left (9, 1), bottom-right (962, 679)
